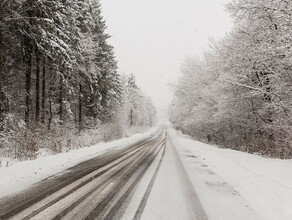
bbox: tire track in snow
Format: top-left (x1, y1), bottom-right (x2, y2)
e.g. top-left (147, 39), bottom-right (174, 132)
top-left (133, 137), bottom-right (167, 220)
top-left (0, 127), bottom-right (165, 219)
top-left (168, 135), bottom-right (209, 220)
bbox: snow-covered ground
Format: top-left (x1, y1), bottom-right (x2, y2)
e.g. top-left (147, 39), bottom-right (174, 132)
top-left (122, 135), bottom-right (205, 220)
top-left (0, 126), bottom-right (158, 199)
top-left (169, 128), bottom-right (292, 220)
top-left (1, 124), bottom-right (291, 220)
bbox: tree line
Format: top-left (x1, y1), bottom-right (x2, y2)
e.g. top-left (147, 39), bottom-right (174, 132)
top-left (170, 0), bottom-right (292, 158)
top-left (0, 0), bottom-right (156, 160)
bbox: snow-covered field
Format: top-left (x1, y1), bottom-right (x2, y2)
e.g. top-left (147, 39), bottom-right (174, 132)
top-left (169, 128), bottom-right (292, 220)
top-left (0, 126), bottom-right (158, 199)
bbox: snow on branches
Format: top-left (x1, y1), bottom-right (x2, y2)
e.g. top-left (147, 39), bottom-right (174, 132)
top-left (170, 0), bottom-right (292, 158)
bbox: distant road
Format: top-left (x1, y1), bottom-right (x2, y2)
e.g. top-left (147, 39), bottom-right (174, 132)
top-left (0, 126), bottom-right (208, 220)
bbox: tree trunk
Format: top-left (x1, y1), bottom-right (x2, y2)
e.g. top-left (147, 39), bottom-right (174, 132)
top-left (78, 83), bottom-right (82, 132)
top-left (130, 108), bottom-right (133, 126)
top-left (24, 39), bottom-right (32, 125)
top-left (41, 56), bottom-right (46, 124)
top-left (35, 49), bottom-right (40, 123)
top-left (0, 30), bottom-right (4, 129)
top-left (59, 75), bottom-right (64, 124)
top-left (24, 0), bottom-right (34, 126)
top-left (48, 64), bottom-right (53, 130)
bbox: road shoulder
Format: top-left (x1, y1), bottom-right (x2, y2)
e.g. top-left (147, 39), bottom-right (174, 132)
top-left (168, 128), bottom-right (264, 220)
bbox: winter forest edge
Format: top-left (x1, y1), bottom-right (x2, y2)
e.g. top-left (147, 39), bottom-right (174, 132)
top-left (2, 0), bottom-right (292, 162)
top-left (170, 0), bottom-right (292, 159)
top-left (0, 0), bottom-right (156, 161)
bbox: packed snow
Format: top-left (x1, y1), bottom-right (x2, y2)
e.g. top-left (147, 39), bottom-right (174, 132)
top-left (169, 128), bottom-right (292, 220)
top-left (122, 136), bottom-right (203, 220)
top-left (0, 126), bottom-right (158, 199)
top-left (138, 137), bottom-right (206, 220)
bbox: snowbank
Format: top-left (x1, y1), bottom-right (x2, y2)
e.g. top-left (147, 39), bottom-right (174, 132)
top-left (0, 126), bottom-right (158, 199)
top-left (169, 129), bottom-right (292, 220)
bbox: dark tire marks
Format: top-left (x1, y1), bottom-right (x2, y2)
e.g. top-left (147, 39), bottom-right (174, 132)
top-left (0, 127), bottom-right (164, 220)
top-left (133, 138), bottom-right (167, 220)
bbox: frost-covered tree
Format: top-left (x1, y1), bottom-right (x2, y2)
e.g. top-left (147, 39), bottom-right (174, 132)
top-left (0, 1), bottom-right (16, 126)
top-left (171, 0), bottom-right (292, 158)
top-left (119, 74), bottom-right (156, 129)
top-left (0, 0), bottom-right (156, 160)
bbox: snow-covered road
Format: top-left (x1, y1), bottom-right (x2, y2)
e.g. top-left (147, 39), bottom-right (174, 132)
top-left (121, 128), bottom-right (263, 220)
top-left (0, 126), bottom-right (168, 219)
top-left (0, 125), bottom-right (290, 219)
top-left (122, 134), bottom-right (208, 220)
top-left (0, 126), bottom-right (159, 199)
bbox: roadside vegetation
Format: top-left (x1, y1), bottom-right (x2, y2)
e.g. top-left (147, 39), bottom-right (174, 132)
top-left (170, 0), bottom-right (292, 158)
top-left (0, 0), bottom-right (156, 161)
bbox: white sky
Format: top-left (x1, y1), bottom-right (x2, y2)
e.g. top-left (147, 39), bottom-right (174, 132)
top-left (100, 0), bottom-right (233, 115)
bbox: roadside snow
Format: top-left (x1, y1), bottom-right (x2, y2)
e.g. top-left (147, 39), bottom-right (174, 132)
top-left (169, 128), bottom-right (292, 220)
top-left (0, 126), bottom-right (158, 199)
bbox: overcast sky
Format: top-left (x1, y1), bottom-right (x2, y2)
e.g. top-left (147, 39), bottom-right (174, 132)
top-left (100, 0), bottom-right (233, 115)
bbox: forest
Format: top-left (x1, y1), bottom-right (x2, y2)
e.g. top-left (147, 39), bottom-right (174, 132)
top-left (170, 0), bottom-right (292, 158)
top-left (0, 0), bottom-right (156, 160)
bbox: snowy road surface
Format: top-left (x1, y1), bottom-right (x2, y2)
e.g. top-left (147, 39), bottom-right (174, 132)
top-left (123, 133), bottom-right (208, 220)
top-left (0, 125), bottom-right (268, 220)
